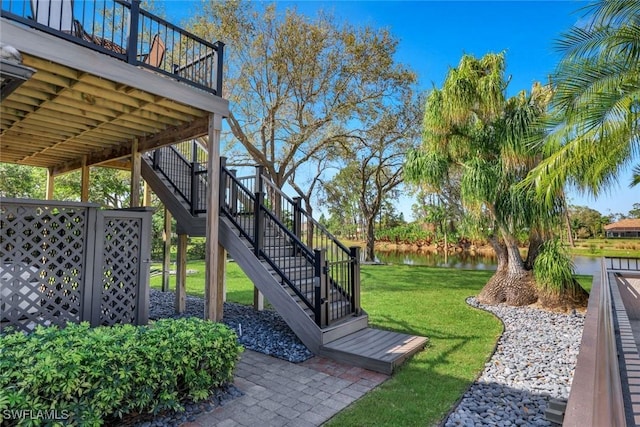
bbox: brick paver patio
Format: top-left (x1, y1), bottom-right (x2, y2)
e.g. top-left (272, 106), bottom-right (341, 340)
top-left (183, 350), bottom-right (389, 427)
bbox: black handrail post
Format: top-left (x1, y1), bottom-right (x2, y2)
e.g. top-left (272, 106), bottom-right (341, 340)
top-left (254, 192), bottom-right (264, 257)
top-left (126, 0), bottom-right (140, 64)
top-left (152, 149), bottom-right (160, 169)
top-left (215, 41), bottom-right (225, 96)
top-left (229, 169), bottom-right (238, 215)
top-left (219, 157), bottom-right (227, 213)
top-left (292, 197), bottom-right (302, 239)
top-left (314, 248), bottom-right (328, 327)
top-left (254, 165), bottom-right (264, 194)
top-left (190, 162), bottom-right (198, 215)
top-left (350, 246), bottom-right (361, 315)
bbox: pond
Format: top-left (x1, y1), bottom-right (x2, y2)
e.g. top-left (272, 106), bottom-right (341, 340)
top-left (373, 250), bottom-right (602, 276)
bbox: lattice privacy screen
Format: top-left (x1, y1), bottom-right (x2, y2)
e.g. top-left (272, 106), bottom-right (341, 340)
top-left (1, 199), bottom-right (151, 333)
top-left (97, 215), bottom-right (145, 326)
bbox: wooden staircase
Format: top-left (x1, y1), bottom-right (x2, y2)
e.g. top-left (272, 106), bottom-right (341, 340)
top-left (141, 143), bottom-right (427, 373)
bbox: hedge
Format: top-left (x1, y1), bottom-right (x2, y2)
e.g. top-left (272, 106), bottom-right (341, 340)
top-left (0, 318), bottom-right (243, 426)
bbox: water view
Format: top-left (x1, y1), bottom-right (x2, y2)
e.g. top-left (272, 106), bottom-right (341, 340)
top-left (374, 251), bottom-right (602, 276)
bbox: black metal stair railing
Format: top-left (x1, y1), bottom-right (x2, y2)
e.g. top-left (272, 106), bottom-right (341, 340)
top-left (257, 170), bottom-right (361, 323)
top-left (222, 161), bottom-right (361, 326)
top-left (220, 166), bottom-right (322, 323)
top-left (149, 142), bottom-right (207, 215)
top-left (146, 143), bottom-right (361, 327)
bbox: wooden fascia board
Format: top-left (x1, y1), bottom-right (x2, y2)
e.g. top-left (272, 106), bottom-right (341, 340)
top-left (1, 19), bottom-right (230, 116)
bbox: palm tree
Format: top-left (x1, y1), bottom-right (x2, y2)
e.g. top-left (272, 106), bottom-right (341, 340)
top-left (529, 0), bottom-right (640, 199)
top-left (405, 52), bottom-right (588, 308)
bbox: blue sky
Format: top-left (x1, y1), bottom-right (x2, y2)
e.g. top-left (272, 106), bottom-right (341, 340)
top-left (165, 0), bottom-right (637, 218)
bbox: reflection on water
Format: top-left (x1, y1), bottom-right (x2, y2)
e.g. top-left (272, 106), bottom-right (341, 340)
top-left (374, 250), bottom-right (601, 276)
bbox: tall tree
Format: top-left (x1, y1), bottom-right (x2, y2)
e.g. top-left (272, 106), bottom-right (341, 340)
top-left (341, 92), bottom-right (422, 261)
top-left (0, 164), bottom-right (46, 198)
top-left (568, 205), bottom-right (607, 238)
top-left (528, 0), bottom-right (640, 199)
top-left (320, 166), bottom-right (363, 239)
top-left (405, 53), bottom-right (588, 308)
top-left (54, 168), bottom-right (131, 208)
top-left (189, 1), bottom-right (416, 199)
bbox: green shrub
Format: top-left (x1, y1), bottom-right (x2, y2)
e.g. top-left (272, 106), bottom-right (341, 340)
top-left (534, 238), bottom-right (575, 294)
top-left (0, 318), bottom-right (243, 426)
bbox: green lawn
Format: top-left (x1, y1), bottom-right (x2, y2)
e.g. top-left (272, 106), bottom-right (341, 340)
top-left (570, 238), bottom-right (640, 258)
top-left (151, 262), bottom-right (591, 426)
top-left (150, 261), bottom-right (255, 305)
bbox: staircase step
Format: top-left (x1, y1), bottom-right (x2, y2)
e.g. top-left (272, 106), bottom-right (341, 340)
top-left (319, 327), bottom-right (428, 374)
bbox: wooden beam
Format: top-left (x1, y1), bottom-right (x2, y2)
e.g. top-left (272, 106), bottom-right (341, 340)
top-left (45, 167), bottom-right (54, 200)
top-left (49, 116), bottom-right (209, 175)
top-left (175, 233), bottom-right (187, 314)
top-left (204, 114), bottom-right (222, 321)
top-left (80, 156), bottom-right (89, 202)
top-left (138, 116), bottom-right (209, 152)
top-left (162, 208), bottom-right (172, 293)
top-left (130, 139), bottom-right (141, 207)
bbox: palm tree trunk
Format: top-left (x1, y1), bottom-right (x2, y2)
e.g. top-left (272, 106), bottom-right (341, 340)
top-left (478, 233), bottom-right (538, 306)
top-left (525, 229), bottom-right (545, 270)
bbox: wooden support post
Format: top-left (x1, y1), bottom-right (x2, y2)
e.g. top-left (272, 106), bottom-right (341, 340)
top-left (218, 244), bottom-right (227, 310)
top-left (45, 168), bottom-right (55, 200)
top-left (143, 180), bottom-right (152, 206)
top-left (80, 156), bottom-right (89, 202)
top-left (254, 285), bottom-right (265, 311)
top-left (175, 233), bottom-right (187, 314)
top-left (350, 246), bottom-right (361, 315)
top-left (162, 207), bottom-right (172, 292)
top-left (130, 139), bottom-right (141, 207)
top-left (204, 114), bottom-right (223, 321)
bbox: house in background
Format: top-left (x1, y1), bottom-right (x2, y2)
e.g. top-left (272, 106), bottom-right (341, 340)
top-left (1, 0), bottom-right (425, 374)
top-left (604, 219), bottom-right (640, 238)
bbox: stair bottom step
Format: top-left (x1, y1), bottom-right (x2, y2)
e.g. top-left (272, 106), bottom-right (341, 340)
top-left (318, 327), bottom-right (428, 374)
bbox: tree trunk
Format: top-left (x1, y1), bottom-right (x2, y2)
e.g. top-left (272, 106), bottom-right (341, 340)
top-left (365, 217), bottom-right (376, 262)
top-left (565, 209), bottom-right (575, 247)
top-left (478, 234), bottom-right (538, 306)
top-left (525, 228), bottom-right (545, 270)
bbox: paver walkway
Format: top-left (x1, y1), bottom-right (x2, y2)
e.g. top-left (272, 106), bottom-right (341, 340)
top-left (184, 350), bottom-right (389, 427)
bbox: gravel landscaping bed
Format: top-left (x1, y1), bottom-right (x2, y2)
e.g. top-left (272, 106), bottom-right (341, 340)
top-left (445, 297), bottom-right (585, 427)
top-left (149, 289), bottom-right (314, 363)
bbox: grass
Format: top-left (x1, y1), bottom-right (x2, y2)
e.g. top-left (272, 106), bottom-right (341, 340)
top-left (325, 265), bottom-right (502, 426)
top-left (569, 238), bottom-right (640, 258)
top-left (150, 261), bottom-right (593, 426)
top-left (150, 261), bottom-right (255, 305)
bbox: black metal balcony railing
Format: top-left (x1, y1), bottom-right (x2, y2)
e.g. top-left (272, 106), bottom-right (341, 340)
top-left (1, 0), bottom-right (224, 96)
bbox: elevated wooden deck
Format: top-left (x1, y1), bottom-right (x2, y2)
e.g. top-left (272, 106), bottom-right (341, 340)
top-left (319, 327), bottom-right (428, 374)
